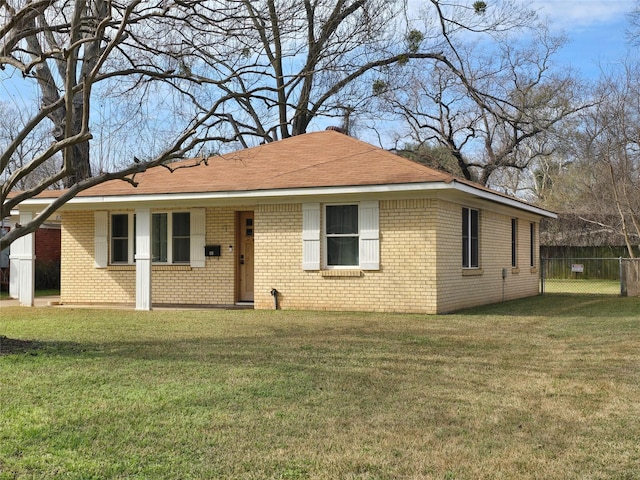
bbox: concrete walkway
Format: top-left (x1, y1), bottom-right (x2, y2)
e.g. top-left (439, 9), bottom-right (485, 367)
top-left (0, 296), bottom-right (252, 311)
top-left (0, 295), bottom-right (62, 308)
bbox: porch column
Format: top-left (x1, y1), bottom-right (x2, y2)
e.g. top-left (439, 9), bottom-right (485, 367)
top-left (16, 211), bottom-right (35, 306)
top-left (135, 208), bottom-right (152, 311)
top-left (9, 250), bottom-right (19, 299)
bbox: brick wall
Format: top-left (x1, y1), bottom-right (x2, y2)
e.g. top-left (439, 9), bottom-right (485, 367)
top-left (434, 199), bottom-right (540, 313)
top-left (150, 206), bottom-right (238, 305)
top-left (61, 197), bottom-right (541, 312)
top-left (254, 198), bottom-right (539, 313)
top-left (35, 227), bottom-right (61, 262)
top-left (254, 199), bottom-right (438, 313)
top-left (61, 207), bottom-right (244, 305)
top-left (61, 211), bottom-right (134, 304)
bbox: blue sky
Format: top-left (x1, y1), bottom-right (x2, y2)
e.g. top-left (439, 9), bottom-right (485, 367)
top-left (529, 0), bottom-right (636, 78)
top-left (2, 1), bottom-right (635, 103)
top-left (1, 0), bottom-right (636, 143)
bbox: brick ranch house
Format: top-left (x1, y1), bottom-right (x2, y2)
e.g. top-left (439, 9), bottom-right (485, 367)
top-left (11, 130), bottom-right (555, 313)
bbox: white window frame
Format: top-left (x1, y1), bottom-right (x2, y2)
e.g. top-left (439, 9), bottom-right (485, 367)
top-left (110, 212), bottom-right (135, 265)
top-left (151, 211), bottom-right (190, 264)
top-left (530, 222), bottom-right (536, 267)
top-left (462, 207), bottom-right (480, 269)
top-left (107, 211), bottom-right (192, 266)
top-left (302, 201), bottom-right (379, 271)
top-left (324, 203), bottom-right (360, 269)
top-left (511, 218), bottom-right (518, 268)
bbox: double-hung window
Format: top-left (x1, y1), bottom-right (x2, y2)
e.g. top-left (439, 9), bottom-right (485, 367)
top-left (152, 213), bottom-right (168, 263)
top-left (325, 204), bottom-right (359, 267)
top-left (97, 209), bottom-right (204, 268)
top-left (530, 222), bottom-right (536, 267)
top-left (301, 201), bottom-right (379, 271)
top-left (107, 212), bottom-right (190, 265)
top-left (462, 207), bottom-right (479, 269)
top-left (172, 212), bottom-right (190, 263)
top-left (152, 212), bottom-right (190, 263)
top-left (110, 213), bottom-right (134, 264)
top-left (511, 218), bottom-right (518, 268)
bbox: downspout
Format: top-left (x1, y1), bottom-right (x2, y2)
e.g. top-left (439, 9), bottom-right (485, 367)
top-left (270, 288), bottom-right (279, 310)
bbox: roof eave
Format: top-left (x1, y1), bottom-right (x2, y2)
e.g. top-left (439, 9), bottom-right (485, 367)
top-left (15, 181), bottom-right (556, 217)
top-left (450, 181), bottom-right (557, 218)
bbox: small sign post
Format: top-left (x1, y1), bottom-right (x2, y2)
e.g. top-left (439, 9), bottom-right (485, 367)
top-left (572, 263), bottom-right (584, 279)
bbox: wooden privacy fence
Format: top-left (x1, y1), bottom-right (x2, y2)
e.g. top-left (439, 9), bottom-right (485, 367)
top-left (621, 259), bottom-right (640, 297)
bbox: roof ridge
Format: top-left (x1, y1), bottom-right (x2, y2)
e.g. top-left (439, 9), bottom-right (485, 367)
top-left (280, 130), bottom-right (458, 179)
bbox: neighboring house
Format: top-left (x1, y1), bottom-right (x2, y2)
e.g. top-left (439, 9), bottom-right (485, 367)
top-left (1, 217), bottom-right (61, 292)
top-left (12, 130), bottom-right (555, 313)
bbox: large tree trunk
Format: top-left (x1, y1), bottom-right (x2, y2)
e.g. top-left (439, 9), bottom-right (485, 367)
top-left (62, 142), bottom-right (91, 188)
top-left (61, 102), bottom-right (92, 188)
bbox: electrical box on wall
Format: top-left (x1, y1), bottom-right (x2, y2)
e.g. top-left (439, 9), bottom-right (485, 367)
top-left (205, 245), bottom-right (221, 257)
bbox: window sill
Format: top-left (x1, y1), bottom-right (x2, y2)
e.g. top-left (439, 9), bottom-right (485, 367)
top-left (321, 269), bottom-right (362, 277)
top-left (107, 264), bottom-right (192, 271)
top-left (462, 268), bottom-right (483, 276)
top-left (530, 267), bottom-right (538, 274)
top-left (512, 267), bottom-right (520, 274)
top-left (153, 264), bottom-right (191, 271)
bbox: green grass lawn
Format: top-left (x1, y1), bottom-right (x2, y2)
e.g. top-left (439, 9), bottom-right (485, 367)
top-left (542, 279), bottom-right (621, 295)
top-left (1, 295), bottom-right (639, 479)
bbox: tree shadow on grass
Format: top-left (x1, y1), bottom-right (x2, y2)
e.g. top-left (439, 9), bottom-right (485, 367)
top-left (0, 335), bottom-right (99, 357)
top-left (0, 335), bottom-right (42, 355)
top-left (0, 331), bottom-right (410, 371)
top-left (0, 332), bottom-right (283, 363)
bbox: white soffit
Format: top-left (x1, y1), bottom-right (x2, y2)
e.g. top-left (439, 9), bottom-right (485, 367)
top-left (18, 181), bottom-right (556, 218)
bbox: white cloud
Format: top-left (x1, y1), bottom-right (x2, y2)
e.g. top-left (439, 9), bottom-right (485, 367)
top-left (528, 0), bottom-right (634, 30)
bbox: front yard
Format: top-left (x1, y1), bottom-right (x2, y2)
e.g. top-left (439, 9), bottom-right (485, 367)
top-left (1, 295), bottom-right (639, 479)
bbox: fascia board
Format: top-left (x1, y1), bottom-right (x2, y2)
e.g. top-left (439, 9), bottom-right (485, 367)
top-left (450, 181), bottom-right (557, 218)
top-left (18, 183), bottom-right (449, 208)
top-left (17, 181), bottom-right (556, 218)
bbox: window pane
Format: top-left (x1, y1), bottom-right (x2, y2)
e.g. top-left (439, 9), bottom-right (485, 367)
top-left (462, 208), bottom-right (469, 238)
top-left (530, 223), bottom-right (535, 266)
top-left (471, 237), bottom-right (479, 268)
top-left (471, 210), bottom-right (479, 268)
top-left (462, 208), bottom-right (469, 267)
top-left (173, 238), bottom-right (190, 263)
top-left (462, 208), bottom-right (479, 268)
top-left (111, 214), bottom-right (129, 263)
top-left (112, 239), bottom-right (128, 263)
top-left (462, 237), bottom-right (469, 268)
top-left (152, 213), bottom-right (168, 262)
top-left (173, 212), bottom-right (190, 237)
top-left (471, 209), bottom-right (479, 238)
top-left (511, 219), bottom-right (517, 267)
top-left (326, 205), bottom-right (358, 235)
top-left (327, 237), bottom-right (359, 266)
top-left (112, 214), bottom-right (128, 238)
top-left (173, 212), bottom-right (190, 263)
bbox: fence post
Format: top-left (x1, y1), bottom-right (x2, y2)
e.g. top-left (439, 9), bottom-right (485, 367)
top-left (619, 257), bottom-right (623, 297)
top-left (540, 258), bottom-right (545, 295)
